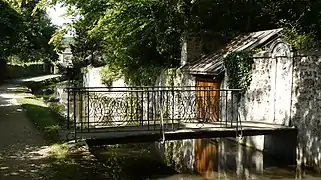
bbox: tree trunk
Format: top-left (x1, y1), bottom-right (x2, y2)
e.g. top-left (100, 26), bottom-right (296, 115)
top-left (0, 59), bottom-right (7, 84)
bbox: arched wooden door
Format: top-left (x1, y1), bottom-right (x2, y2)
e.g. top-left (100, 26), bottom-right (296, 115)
top-left (196, 77), bottom-right (221, 122)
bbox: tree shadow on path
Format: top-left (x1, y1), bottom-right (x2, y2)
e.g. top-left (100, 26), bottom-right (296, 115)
top-left (0, 84), bottom-right (110, 180)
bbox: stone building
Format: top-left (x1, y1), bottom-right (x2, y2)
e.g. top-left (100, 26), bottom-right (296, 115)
top-left (157, 28), bottom-right (321, 172)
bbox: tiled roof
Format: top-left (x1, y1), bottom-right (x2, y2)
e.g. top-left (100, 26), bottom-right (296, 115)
top-left (182, 28), bottom-right (283, 75)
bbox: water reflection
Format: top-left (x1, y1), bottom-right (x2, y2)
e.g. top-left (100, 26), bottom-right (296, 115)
top-left (89, 138), bottom-right (321, 180)
top-left (193, 138), bottom-right (321, 180)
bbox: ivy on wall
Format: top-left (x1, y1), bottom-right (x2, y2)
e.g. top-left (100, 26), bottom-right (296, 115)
top-left (223, 50), bottom-right (254, 92)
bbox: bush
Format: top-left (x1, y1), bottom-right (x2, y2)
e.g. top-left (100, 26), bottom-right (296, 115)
top-left (24, 77), bottom-right (61, 94)
top-left (48, 102), bottom-right (67, 127)
top-left (7, 63), bottom-right (48, 79)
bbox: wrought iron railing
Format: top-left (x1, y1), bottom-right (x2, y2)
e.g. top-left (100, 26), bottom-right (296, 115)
top-left (66, 86), bottom-right (241, 133)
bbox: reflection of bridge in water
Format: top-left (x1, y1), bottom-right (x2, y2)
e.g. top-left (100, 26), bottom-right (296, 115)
top-left (63, 86), bottom-right (295, 144)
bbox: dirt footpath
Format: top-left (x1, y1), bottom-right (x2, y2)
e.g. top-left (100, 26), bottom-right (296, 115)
top-left (0, 84), bottom-right (49, 179)
top-left (0, 84), bottom-right (109, 180)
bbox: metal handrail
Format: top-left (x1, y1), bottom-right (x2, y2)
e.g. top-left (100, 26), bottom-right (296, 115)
top-left (65, 86), bottom-right (242, 91)
top-left (65, 86), bottom-right (242, 140)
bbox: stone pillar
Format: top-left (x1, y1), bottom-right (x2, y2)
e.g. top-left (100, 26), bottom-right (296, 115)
top-left (180, 35), bottom-right (203, 66)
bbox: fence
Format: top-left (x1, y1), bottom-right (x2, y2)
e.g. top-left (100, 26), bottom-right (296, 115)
top-left (66, 86), bottom-right (242, 133)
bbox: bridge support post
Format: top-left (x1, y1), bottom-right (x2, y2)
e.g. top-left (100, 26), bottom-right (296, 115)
top-left (235, 130), bottom-right (297, 165)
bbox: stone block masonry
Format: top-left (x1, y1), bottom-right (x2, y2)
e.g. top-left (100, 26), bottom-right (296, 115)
top-left (235, 49), bottom-right (321, 171)
top-left (292, 53), bottom-right (321, 170)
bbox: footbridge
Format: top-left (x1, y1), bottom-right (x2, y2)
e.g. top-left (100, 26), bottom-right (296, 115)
top-left (63, 86), bottom-right (295, 145)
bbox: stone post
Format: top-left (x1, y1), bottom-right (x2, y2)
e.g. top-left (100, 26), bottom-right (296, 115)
top-left (180, 35), bottom-right (203, 66)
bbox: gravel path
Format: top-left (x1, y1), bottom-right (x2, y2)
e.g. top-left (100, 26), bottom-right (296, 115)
top-left (0, 84), bottom-right (50, 179)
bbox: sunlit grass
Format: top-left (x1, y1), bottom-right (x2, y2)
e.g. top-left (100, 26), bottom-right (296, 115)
top-left (17, 98), bottom-right (60, 143)
top-left (49, 143), bottom-right (70, 160)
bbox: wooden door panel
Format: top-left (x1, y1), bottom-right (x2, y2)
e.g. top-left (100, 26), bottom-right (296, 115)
top-left (196, 78), bottom-right (221, 122)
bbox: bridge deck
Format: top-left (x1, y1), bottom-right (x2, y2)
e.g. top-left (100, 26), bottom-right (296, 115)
top-left (64, 121), bottom-right (296, 145)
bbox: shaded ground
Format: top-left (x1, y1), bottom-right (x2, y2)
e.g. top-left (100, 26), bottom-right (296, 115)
top-left (89, 144), bottom-right (204, 180)
top-left (0, 84), bottom-right (109, 180)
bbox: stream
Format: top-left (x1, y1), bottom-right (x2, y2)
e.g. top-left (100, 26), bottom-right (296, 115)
top-left (54, 85), bottom-right (321, 179)
top-left (89, 138), bottom-right (321, 180)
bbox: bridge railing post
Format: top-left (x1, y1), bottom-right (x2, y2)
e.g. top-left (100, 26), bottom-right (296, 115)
top-left (225, 90), bottom-right (228, 127)
top-left (73, 89), bottom-right (77, 141)
top-left (67, 88), bottom-right (70, 129)
top-left (140, 90), bottom-right (144, 126)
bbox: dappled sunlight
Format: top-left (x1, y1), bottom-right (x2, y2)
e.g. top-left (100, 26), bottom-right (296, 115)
top-left (0, 84), bottom-right (110, 179)
top-left (0, 142), bottom-right (110, 180)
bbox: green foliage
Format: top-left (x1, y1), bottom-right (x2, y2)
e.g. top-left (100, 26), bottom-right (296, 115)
top-left (7, 63), bottom-right (47, 79)
top-left (37, 0), bottom-right (321, 86)
top-left (223, 51), bottom-right (254, 92)
top-left (15, 2), bottom-right (58, 62)
top-left (0, 0), bottom-right (57, 82)
top-left (48, 102), bottom-right (64, 114)
top-left (0, 0), bottom-right (22, 58)
top-left (282, 27), bottom-right (318, 50)
top-left (100, 65), bottom-right (120, 87)
top-left (48, 102), bottom-right (67, 127)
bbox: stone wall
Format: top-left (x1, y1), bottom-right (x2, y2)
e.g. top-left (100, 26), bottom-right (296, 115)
top-left (221, 46), bottom-right (295, 157)
top-left (155, 68), bottom-right (196, 87)
top-left (223, 47), bottom-right (321, 170)
top-left (238, 52), bottom-right (274, 123)
top-left (180, 36), bottom-right (203, 66)
top-left (83, 66), bottom-right (104, 87)
top-left (82, 65), bottom-right (126, 88)
top-left (237, 50), bottom-right (293, 125)
top-left (291, 53), bottom-right (321, 170)
top-left (220, 52), bottom-right (273, 151)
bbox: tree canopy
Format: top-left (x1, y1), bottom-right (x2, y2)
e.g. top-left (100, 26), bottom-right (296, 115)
top-left (44, 0), bottom-right (321, 85)
top-left (1, 0), bottom-right (57, 62)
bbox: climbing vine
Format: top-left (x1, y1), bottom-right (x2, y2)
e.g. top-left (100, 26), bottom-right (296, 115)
top-left (223, 50), bottom-right (254, 92)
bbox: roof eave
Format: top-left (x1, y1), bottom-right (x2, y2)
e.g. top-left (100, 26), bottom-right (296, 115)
top-left (183, 70), bottom-right (225, 76)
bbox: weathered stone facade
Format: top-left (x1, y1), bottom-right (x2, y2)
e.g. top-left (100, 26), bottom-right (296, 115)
top-left (229, 41), bottom-right (293, 126)
top-left (216, 41), bottom-right (295, 154)
top-left (157, 29), bottom-right (321, 172)
top-left (291, 52), bottom-right (321, 170)
top-left (224, 45), bottom-right (321, 170)
top-left (238, 53), bottom-right (274, 123)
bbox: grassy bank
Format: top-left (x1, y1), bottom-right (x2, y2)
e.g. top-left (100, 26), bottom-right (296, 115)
top-left (16, 91), bottom-right (110, 179)
top-left (17, 98), bottom-right (61, 143)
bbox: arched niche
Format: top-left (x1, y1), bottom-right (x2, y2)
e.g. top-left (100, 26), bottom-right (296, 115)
top-left (269, 39), bottom-right (293, 126)
top-left (270, 40), bottom-right (292, 58)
